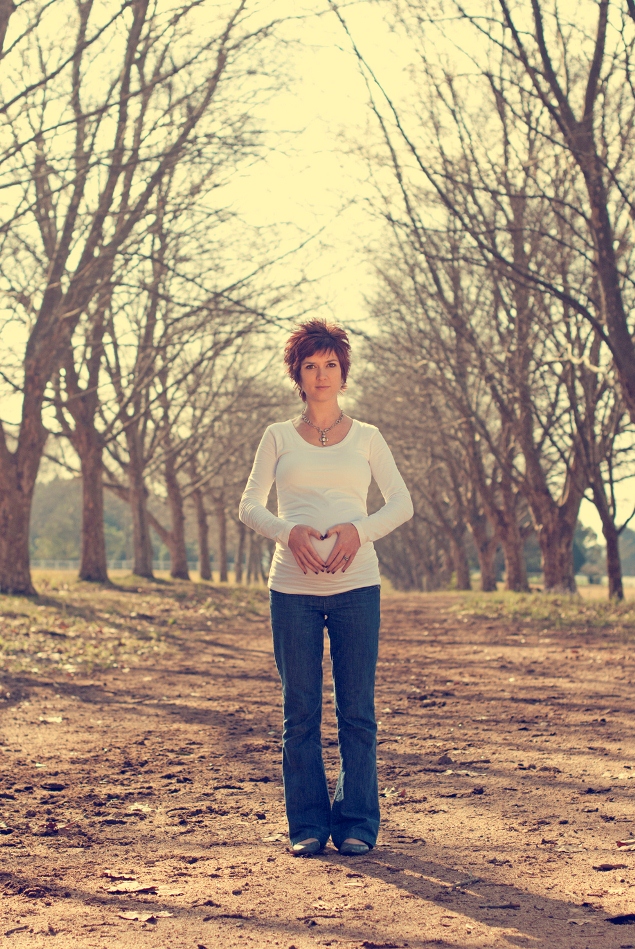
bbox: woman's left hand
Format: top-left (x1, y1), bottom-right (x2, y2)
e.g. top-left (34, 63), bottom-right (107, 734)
top-left (324, 523), bottom-right (361, 573)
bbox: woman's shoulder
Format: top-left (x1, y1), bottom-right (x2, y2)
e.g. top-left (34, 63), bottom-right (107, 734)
top-left (261, 419), bottom-right (296, 444)
top-left (349, 418), bottom-right (381, 438)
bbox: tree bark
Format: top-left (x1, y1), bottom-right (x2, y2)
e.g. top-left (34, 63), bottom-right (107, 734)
top-left (235, 520), bottom-right (246, 583)
top-left (78, 440), bottom-right (108, 582)
top-left (499, 527), bottom-right (529, 593)
top-left (128, 448), bottom-right (154, 578)
top-left (0, 415), bottom-right (46, 594)
top-left (450, 533), bottom-right (471, 590)
top-left (0, 460), bottom-right (37, 595)
top-left (603, 519), bottom-right (623, 602)
top-left (216, 501), bottom-right (228, 582)
top-left (0, 0), bottom-right (15, 54)
top-left (192, 487), bottom-right (211, 580)
top-left (535, 508), bottom-right (578, 593)
top-left (164, 457), bottom-right (189, 580)
top-left (590, 479), bottom-right (624, 600)
top-left (245, 529), bottom-right (253, 583)
top-left (467, 495), bottom-right (498, 592)
top-left (472, 525), bottom-right (498, 592)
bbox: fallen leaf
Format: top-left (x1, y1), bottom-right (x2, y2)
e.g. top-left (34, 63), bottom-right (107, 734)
top-left (345, 880), bottom-right (364, 887)
top-left (103, 871), bottom-right (137, 880)
top-left (592, 863), bottom-right (628, 871)
top-left (107, 882), bottom-right (158, 894)
top-left (361, 942), bottom-right (406, 948)
top-left (617, 839), bottom-right (635, 850)
top-left (39, 716), bottom-right (63, 724)
top-left (40, 782), bottom-right (66, 792)
top-left (117, 911), bottom-right (173, 922)
top-left (479, 902), bottom-right (520, 910)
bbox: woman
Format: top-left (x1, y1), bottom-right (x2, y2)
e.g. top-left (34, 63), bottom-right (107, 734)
top-left (239, 319), bottom-right (413, 857)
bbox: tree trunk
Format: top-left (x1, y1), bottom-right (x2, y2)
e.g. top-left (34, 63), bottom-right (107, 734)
top-left (0, 413), bottom-right (46, 594)
top-left (192, 487), bottom-right (211, 581)
top-left (78, 440), bottom-right (108, 582)
top-left (537, 517), bottom-right (577, 593)
top-left (235, 520), bottom-right (246, 583)
top-left (476, 535), bottom-right (498, 592)
top-left (0, 0), bottom-right (16, 54)
top-left (467, 500), bottom-right (498, 592)
top-left (216, 502), bottom-right (228, 582)
top-left (129, 464), bottom-right (154, 578)
top-left (164, 458), bottom-right (189, 580)
top-left (248, 534), bottom-right (262, 584)
top-left (450, 533), bottom-right (471, 590)
top-left (604, 521), bottom-right (624, 602)
top-left (590, 479), bottom-right (624, 601)
top-left (245, 530), bottom-right (253, 583)
top-left (499, 524), bottom-right (529, 593)
top-left (466, 433), bottom-right (529, 592)
top-left (0, 461), bottom-right (36, 595)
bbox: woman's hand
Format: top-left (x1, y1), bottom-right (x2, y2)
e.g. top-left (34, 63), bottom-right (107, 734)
top-left (288, 524), bottom-right (326, 575)
top-left (324, 523), bottom-right (361, 573)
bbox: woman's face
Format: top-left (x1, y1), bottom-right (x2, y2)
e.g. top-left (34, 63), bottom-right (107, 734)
top-left (299, 350), bottom-right (342, 403)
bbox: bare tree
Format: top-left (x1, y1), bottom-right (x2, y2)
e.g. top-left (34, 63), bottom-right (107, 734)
top-left (332, 2), bottom-right (631, 591)
top-left (335, 0), bottom-right (635, 414)
top-left (0, 0), bottom-right (283, 592)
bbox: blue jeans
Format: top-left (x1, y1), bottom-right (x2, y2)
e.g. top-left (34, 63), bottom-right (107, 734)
top-left (269, 585), bottom-right (380, 849)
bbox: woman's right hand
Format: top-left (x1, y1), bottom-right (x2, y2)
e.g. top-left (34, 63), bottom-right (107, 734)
top-left (288, 524), bottom-right (326, 575)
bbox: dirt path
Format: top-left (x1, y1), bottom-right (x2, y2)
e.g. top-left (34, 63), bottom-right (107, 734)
top-left (1, 581), bottom-right (634, 948)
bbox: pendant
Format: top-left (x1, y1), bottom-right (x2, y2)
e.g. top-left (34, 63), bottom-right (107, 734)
top-left (321, 434), bottom-right (327, 446)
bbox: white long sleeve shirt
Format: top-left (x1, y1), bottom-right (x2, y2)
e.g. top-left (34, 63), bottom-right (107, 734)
top-left (239, 418), bottom-right (413, 595)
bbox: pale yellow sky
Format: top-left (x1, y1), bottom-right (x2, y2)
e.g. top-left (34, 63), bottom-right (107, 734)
top-left (223, 0), bottom-right (410, 327)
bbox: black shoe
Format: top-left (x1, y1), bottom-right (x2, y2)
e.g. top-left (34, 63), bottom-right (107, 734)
top-left (291, 838), bottom-right (323, 856)
top-left (339, 840), bottom-right (370, 856)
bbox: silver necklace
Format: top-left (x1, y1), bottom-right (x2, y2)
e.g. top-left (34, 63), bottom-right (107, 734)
top-left (301, 409), bottom-right (344, 446)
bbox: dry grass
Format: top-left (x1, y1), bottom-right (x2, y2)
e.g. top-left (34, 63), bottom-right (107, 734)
top-left (0, 571), bottom-right (269, 678)
top-left (450, 587), bottom-right (635, 634)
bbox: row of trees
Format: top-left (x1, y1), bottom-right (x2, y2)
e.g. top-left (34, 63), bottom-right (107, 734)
top-left (3, 0), bottom-right (635, 598)
top-left (339, 0), bottom-right (635, 597)
top-left (0, 0), bottom-right (303, 593)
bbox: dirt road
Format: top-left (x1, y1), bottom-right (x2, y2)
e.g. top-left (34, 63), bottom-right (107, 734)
top-left (1, 580), bottom-right (634, 948)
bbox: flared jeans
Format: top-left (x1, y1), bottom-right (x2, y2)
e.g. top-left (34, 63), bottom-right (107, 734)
top-left (269, 585), bottom-right (381, 849)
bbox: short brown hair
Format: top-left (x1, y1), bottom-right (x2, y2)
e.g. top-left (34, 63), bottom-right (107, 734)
top-left (283, 319), bottom-right (351, 401)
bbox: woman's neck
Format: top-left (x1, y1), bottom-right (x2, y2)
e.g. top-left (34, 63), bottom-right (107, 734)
top-left (302, 400), bottom-right (342, 428)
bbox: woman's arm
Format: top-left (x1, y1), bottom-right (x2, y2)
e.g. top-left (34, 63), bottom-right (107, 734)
top-left (352, 429), bottom-right (413, 544)
top-left (238, 427), bottom-right (295, 545)
top-left (239, 426), bottom-right (326, 574)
